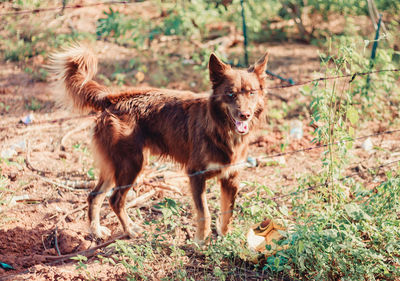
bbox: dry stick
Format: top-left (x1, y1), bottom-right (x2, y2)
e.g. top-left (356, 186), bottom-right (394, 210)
top-left (43, 234), bottom-right (129, 261)
top-left (60, 180), bottom-right (95, 189)
top-left (126, 189), bottom-right (157, 209)
top-left (56, 205), bottom-right (87, 225)
top-left (60, 121), bottom-right (92, 150)
top-left (367, 0), bottom-right (388, 35)
top-left (143, 180), bottom-right (183, 195)
top-left (28, 172), bottom-right (87, 192)
top-left (26, 140), bottom-right (52, 175)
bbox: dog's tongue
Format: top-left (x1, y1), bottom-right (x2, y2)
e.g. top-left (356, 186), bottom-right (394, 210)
top-left (235, 120), bottom-right (249, 134)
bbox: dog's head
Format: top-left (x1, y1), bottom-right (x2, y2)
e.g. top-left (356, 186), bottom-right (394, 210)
top-left (208, 52), bottom-right (268, 135)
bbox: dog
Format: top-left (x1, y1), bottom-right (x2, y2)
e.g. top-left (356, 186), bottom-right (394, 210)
top-left (49, 45), bottom-right (268, 243)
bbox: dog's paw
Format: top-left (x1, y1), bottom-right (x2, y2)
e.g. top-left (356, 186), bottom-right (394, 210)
top-left (91, 223), bottom-right (112, 239)
top-left (126, 223), bottom-right (144, 238)
top-left (216, 217), bottom-right (223, 236)
top-left (216, 217), bottom-right (230, 236)
top-left (193, 236), bottom-right (206, 245)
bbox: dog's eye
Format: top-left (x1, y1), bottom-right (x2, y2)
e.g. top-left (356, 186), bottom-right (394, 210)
top-left (228, 93), bottom-right (235, 97)
top-left (250, 92), bottom-right (256, 96)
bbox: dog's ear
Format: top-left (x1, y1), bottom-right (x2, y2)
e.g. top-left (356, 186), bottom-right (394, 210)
top-left (248, 51), bottom-right (269, 78)
top-left (209, 53), bottom-right (231, 85)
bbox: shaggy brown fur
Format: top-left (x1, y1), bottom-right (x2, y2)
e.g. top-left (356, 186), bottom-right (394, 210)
top-left (49, 45), bottom-right (268, 242)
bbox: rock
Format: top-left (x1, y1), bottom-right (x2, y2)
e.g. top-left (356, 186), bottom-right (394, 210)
top-left (361, 137), bottom-right (373, 152)
top-left (57, 229), bottom-right (85, 254)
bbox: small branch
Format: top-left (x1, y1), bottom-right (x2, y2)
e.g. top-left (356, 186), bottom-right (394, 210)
top-left (368, 0), bottom-right (387, 35)
top-left (126, 189), bottom-right (156, 209)
top-left (56, 204), bottom-right (87, 225)
top-left (26, 140), bottom-right (52, 175)
top-left (39, 175), bottom-right (85, 192)
top-left (43, 234), bottom-right (129, 261)
top-left (60, 180), bottom-right (95, 189)
top-left (60, 122), bottom-right (91, 151)
top-left (143, 180), bottom-right (182, 195)
top-left (27, 172), bottom-right (87, 192)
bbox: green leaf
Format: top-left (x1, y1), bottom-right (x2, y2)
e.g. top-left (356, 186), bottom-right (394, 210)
top-left (348, 126), bottom-right (354, 137)
top-left (279, 205), bottom-right (289, 216)
top-left (347, 106), bottom-right (359, 125)
top-left (298, 240), bottom-right (304, 253)
top-left (274, 257), bottom-right (281, 269)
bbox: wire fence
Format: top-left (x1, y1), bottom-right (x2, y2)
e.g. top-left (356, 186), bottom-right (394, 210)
top-left (0, 67), bottom-right (399, 131)
top-left (0, 67), bottom-right (397, 197)
top-left (22, 125), bottom-right (400, 198)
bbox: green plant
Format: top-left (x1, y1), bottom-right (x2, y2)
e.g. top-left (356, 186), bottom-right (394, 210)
top-left (25, 97), bottom-right (42, 111)
top-left (0, 102), bottom-right (10, 112)
top-left (265, 173), bottom-right (400, 280)
top-left (87, 168), bottom-right (95, 180)
top-left (70, 254), bottom-right (96, 280)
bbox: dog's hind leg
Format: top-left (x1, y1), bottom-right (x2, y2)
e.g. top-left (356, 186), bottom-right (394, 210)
top-left (216, 172), bottom-right (239, 236)
top-left (109, 152), bottom-right (144, 238)
top-left (88, 178), bottom-right (114, 239)
top-left (189, 174), bottom-right (211, 243)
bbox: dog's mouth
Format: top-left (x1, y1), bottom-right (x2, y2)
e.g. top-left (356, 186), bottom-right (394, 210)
top-left (229, 114), bottom-right (250, 135)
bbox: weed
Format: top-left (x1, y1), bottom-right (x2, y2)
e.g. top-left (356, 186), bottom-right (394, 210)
top-left (87, 168), bottom-right (95, 180)
top-left (25, 97), bottom-right (42, 111)
top-left (0, 102), bottom-right (10, 112)
top-left (70, 255), bottom-right (96, 280)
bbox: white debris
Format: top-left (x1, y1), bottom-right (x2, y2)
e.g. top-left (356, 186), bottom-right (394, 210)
top-left (290, 120), bottom-right (303, 140)
top-left (361, 137), bottom-right (373, 152)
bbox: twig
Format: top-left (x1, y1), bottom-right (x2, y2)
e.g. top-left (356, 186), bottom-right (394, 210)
top-left (367, 0), bottom-right (387, 35)
top-left (56, 205), bottom-right (87, 225)
top-left (40, 176), bottom-right (82, 191)
top-left (60, 122), bottom-right (92, 151)
top-left (26, 140), bottom-right (52, 175)
top-left (54, 227), bottom-right (61, 256)
top-left (43, 234), bottom-right (129, 261)
top-left (143, 180), bottom-right (182, 195)
top-left (60, 180), bottom-right (95, 189)
top-left (126, 189), bottom-right (156, 209)
top-left (29, 172), bottom-right (87, 192)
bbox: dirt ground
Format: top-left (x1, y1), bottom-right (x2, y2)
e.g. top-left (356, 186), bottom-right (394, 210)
top-left (1, 3), bottom-right (399, 281)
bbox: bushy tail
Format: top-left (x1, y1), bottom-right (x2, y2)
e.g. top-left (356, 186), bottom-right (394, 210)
top-left (49, 45), bottom-right (110, 112)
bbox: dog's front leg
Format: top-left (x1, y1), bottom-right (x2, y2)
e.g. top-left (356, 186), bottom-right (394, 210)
top-left (217, 172), bottom-right (239, 236)
top-left (189, 174), bottom-right (211, 243)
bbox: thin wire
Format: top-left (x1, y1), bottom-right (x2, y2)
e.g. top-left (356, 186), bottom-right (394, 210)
top-left (268, 68), bottom-right (400, 89)
top-left (256, 128), bottom-right (400, 161)
top-left (270, 158), bottom-right (400, 201)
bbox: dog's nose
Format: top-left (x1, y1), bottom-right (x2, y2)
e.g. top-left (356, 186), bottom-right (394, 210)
top-left (239, 111), bottom-right (251, 120)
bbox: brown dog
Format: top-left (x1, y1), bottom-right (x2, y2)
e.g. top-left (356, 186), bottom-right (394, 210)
top-left (50, 45), bottom-right (268, 242)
